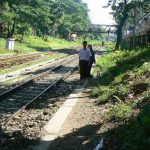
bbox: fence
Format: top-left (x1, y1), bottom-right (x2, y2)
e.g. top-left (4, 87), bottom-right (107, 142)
top-left (122, 31), bottom-right (150, 49)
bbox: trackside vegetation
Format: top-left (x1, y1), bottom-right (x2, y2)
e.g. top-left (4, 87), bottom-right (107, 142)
top-left (0, 36), bottom-right (103, 54)
top-left (92, 45), bottom-right (150, 150)
top-left (0, 0), bottom-right (90, 39)
top-left (0, 36), bottom-right (80, 54)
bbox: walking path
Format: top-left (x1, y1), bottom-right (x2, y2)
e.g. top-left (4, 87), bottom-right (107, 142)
top-left (31, 53), bottom-right (105, 150)
top-left (48, 82), bottom-right (104, 150)
top-left (31, 78), bottom-right (106, 150)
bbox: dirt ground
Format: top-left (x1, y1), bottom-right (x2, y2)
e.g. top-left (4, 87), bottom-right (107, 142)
top-left (49, 78), bottom-right (107, 150)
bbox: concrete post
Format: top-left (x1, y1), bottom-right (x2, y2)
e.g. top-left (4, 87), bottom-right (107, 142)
top-left (6, 38), bottom-right (15, 50)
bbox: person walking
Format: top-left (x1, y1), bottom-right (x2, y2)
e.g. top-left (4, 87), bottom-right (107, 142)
top-left (79, 41), bottom-right (92, 82)
top-left (87, 44), bottom-right (96, 77)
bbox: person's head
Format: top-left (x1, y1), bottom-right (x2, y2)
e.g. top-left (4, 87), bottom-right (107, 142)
top-left (82, 41), bottom-right (87, 49)
top-left (88, 44), bottom-right (92, 49)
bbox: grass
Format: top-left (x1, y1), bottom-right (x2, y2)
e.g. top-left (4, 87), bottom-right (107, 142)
top-left (0, 35), bottom-right (102, 75)
top-left (0, 36), bottom-right (80, 54)
top-left (104, 102), bottom-right (133, 121)
top-left (0, 38), bottom-right (14, 54)
top-left (93, 47), bottom-right (150, 106)
top-left (0, 36), bottom-right (101, 54)
top-left (92, 45), bottom-right (150, 149)
top-left (104, 42), bottom-right (115, 51)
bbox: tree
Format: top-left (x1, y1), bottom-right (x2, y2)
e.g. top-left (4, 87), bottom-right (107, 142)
top-left (107, 0), bottom-right (150, 49)
top-left (56, 0), bottom-right (90, 38)
top-left (0, 0), bottom-right (90, 39)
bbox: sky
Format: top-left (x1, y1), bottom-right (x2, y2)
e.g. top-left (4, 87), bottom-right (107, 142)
top-left (82, 0), bottom-right (115, 25)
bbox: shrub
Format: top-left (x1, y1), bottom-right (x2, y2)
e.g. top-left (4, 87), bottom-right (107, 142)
top-left (114, 85), bottom-right (130, 101)
top-left (91, 87), bottom-right (100, 97)
top-left (105, 102), bottom-right (133, 122)
top-left (97, 92), bottom-right (110, 104)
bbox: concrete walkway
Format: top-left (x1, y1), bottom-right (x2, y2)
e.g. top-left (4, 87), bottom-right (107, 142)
top-left (31, 84), bottom-right (85, 150)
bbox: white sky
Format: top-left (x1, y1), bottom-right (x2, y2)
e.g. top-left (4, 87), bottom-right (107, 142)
top-left (82, 0), bottom-right (115, 25)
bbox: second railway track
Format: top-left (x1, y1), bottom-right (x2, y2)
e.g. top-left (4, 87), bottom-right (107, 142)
top-left (0, 54), bottom-right (79, 96)
top-left (0, 70), bottom-right (80, 150)
top-left (0, 55), bottom-right (78, 126)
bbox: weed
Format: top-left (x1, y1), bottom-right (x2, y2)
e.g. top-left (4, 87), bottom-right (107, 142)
top-left (93, 46), bottom-right (150, 150)
top-left (104, 102), bottom-right (133, 122)
top-left (91, 87), bottom-right (100, 97)
top-left (97, 92), bottom-right (110, 104)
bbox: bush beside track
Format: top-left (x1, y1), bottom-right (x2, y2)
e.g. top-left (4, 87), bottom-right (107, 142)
top-left (92, 45), bottom-right (150, 150)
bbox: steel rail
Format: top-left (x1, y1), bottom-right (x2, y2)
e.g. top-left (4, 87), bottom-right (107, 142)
top-left (0, 55), bottom-right (78, 99)
top-left (0, 59), bottom-right (78, 126)
top-left (3, 65), bottom-right (78, 126)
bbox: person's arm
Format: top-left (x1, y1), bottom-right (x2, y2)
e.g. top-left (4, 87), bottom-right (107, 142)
top-left (79, 50), bottom-right (81, 60)
top-left (93, 51), bottom-right (96, 63)
top-left (89, 49), bottom-right (92, 57)
top-left (88, 49), bottom-right (92, 64)
top-left (93, 54), bottom-right (96, 63)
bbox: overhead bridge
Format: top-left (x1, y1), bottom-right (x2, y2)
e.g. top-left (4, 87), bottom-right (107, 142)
top-left (73, 30), bottom-right (115, 34)
top-left (72, 24), bottom-right (117, 34)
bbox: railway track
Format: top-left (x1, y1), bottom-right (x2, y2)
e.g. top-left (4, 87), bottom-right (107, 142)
top-left (0, 46), bottom-right (103, 150)
top-left (0, 46), bottom-right (101, 96)
top-left (0, 47), bottom-right (79, 70)
top-left (0, 53), bottom-right (46, 69)
top-left (0, 55), bottom-right (78, 126)
top-left (0, 70), bottom-right (79, 150)
top-left (0, 54), bottom-right (78, 96)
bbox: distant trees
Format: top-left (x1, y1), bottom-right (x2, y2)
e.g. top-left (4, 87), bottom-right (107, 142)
top-left (0, 0), bottom-right (90, 39)
top-left (107, 0), bottom-right (150, 49)
top-left (56, 0), bottom-right (90, 38)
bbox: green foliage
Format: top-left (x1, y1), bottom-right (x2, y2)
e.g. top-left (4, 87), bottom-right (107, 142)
top-left (96, 48), bottom-right (150, 86)
top-left (0, 36), bottom-right (80, 54)
top-left (93, 47), bottom-right (150, 121)
top-left (104, 104), bottom-right (150, 150)
top-left (115, 85), bottom-right (130, 99)
top-left (0, 0), bottom-right (90, 39)
top-left (138, 104), bottom-right (150, 127)
top-left (107, 0), bottom-right (150, 49)
top-left (91, 87), bottom-right (100, 97)
top-left (121, 104), bottom-right (150, 150)
top-left (105, 102), bottom-right (133, 121)
top-left (104, 42), bottom-right (115, 51)
top-left (97, 92), bottom-right (110, 104)
top-left (113, 74), bottom-right (125, 84)
top-left (93, 46), bottom-right (150, 149)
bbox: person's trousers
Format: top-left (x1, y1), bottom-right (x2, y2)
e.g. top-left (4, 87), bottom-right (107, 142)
top-left (87, 62), bottom-right (93, 76)
top-left (79, 60), bottom-right (89, 80)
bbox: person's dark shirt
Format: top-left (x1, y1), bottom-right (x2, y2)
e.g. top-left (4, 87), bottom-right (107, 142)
top-left (89, 48), bottom-right (95, 64)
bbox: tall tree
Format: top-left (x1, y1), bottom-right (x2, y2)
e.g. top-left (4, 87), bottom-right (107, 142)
top-left (107, 0), bottom-right (149, 49)
top-left (0, 0), bottom-right (90, 39)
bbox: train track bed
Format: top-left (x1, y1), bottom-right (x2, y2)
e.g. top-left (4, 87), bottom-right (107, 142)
top-left (0, 47), bottom-right (79, 70)
top-left (0, 54), bottom-right (66, 85)
top-left (0, 53), bottom-right (48, 69)
top-left (0, 46), bottom-right (101, 95)
top-left (0, 53), bottom-right (65, 76)
top-left (0, 55), bottom-right (78, 122)
top-left (0, 47), bottom-right (80, 84)
top-left (0, 53), bottom-right (15, 58)
top-left (0, 54), bottom-right (78, 95)
top-left (0, 70), bottom-right (79, 150)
